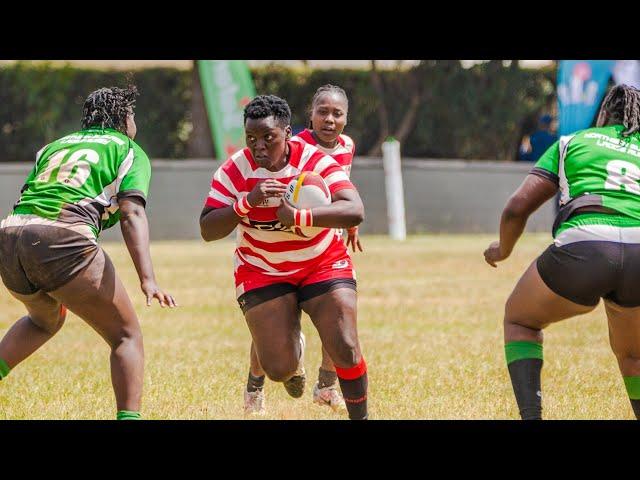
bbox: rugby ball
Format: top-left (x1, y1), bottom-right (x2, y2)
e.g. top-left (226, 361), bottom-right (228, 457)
top-left (284, 172), bottom-right (331, 237)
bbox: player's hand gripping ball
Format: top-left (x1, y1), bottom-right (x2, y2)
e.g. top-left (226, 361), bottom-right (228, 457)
top-left (284, 172), bottom-right (331, 237)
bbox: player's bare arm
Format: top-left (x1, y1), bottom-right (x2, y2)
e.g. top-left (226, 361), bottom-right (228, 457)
top-left (276, 188), bottom-right (364, 229)
top-left (484, 174), bottom-right (557, 267)
top-left (200, 179), bottom-right (287, 241)
top-left (119, 196), bottom-right (176, 307)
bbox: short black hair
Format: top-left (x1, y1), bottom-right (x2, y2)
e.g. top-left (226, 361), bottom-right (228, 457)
top-left (244, 94), bottom-right (291, 128)
top-left (600, 84), bottom-right (640, 137)
top-left (81, 85), bottom-right (138, 134)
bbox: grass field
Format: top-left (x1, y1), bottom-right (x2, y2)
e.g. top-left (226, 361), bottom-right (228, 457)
top-left (0, 234), bottom-right (634, 419)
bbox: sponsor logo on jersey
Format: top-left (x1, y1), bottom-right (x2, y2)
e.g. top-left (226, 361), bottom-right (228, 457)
top-left (249, 219), bottom-right (293, 233)
top-left (332, 259), bottom-right (349, 270)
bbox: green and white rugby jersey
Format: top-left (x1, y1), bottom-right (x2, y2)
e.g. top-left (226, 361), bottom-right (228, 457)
top-left (13, 128), bottom-right (151, 238)
top-left (532, 124), bottom-right (640, 240)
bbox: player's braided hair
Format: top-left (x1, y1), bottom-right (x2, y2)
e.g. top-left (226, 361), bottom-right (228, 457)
top-left (244, 95), bottom-right (291, 127)
top-left (81, 85), bottom-right (138, 134)
top-left (600, 84), bottom-right (640, 137)
top-left (308, 84), bottom-right (349, 128)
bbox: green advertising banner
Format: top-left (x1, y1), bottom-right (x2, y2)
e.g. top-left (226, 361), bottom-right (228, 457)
top-left (198, 60), bottom-right (256, 159)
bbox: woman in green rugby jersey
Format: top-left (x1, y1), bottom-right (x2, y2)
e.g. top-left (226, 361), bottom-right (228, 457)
top-left (485, 84), bottom-right (640, 420)
top-left (0, 86), bottom-right (176, 420)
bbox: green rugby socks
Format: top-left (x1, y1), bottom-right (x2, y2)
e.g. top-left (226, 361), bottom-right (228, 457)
top-left (0, 358), bottom-right (10, 380)
top-left (505, 341), bottom-right (543, 420)
top-left (116, 410), bottom-right (141, 420)
top-left (624, 376), bottom-right (640, 419)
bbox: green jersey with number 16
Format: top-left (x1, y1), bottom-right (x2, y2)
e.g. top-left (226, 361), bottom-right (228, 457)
top-left (13, 128), bottom-right (151, 238)
top-left (532, 124), bottom-right (640, 235)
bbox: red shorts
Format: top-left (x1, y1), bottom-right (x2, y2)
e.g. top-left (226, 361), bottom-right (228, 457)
top-left (234, 242), bottom-right (356, 313)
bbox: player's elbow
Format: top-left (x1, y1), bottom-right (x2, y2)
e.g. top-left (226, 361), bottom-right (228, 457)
top-left (199, 211), bottom-right (216, 242)
top-left (120, 204), bottom-right (145, 222)
top-left (199, 220), bottom-right (226, 242)
top-left (503, 195), bottom-right (530, 221)
top-left (200, 229), bottom-right (212, 242)
top-left (119, 208), bottom-right (144, 232)
top-left (199, 224), bottom-right (217, 242)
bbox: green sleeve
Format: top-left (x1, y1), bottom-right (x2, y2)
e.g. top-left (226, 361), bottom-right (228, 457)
top-left (530, 140), bottom-right (559, 185)
top-left (118, 142), bottom-right (151, 205)
top-left (18, 144), bottom-right (47, 196)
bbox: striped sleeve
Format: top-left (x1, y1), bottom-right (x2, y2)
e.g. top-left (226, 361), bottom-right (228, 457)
top-left (205, 158), bottom-right (242, 208)
top-left (314, 154), bottom-right (354, 194)
top-left (343, 134), bottom-right (356, 156)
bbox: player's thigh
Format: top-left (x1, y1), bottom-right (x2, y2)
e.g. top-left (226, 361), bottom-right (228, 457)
top-left (47, 248), bottom-right (141, 346)
top-left (244, 291), bottom-right (301, 366)
top-left (605, 242), bottom-right (640, 358)
top-left (506, 255), bottom-right (596, 332)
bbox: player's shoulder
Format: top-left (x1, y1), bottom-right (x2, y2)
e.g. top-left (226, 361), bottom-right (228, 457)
top-left (226, 147), bottom-right (254, 166)
top-left (59, 128), bottom-right (135, 151)
top-left (291, 128), bottom-right (315, 146)
top-left (304, 144), bottom-right (343, 173)
top-left (128, 137), bottom-right (149, 157)
top-left (216, 147), bottom-right (256, 177)
top-left (567, 126), bottom-right (612, 142)
top-left (577, 124), bottom-right (628, 137)
top-left (339, 133), bottom-right (355, 151)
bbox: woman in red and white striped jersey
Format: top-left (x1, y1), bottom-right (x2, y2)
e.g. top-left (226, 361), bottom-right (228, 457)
top-left (247, 85), bottom-right (363, 413)
top-left (200, 94), bottom-right (369, 420)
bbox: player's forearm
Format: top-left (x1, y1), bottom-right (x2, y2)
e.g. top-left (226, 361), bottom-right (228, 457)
top-left (498, 206), bottom-right (528, 257)
top-left (309, 200), bottom-right (364, 229)
top-left (498, 174), bottom-right (558, 256)
top-left (200, 206), bottom-right (242, 242)
top-left (120, 209), bottom-right (157, 284)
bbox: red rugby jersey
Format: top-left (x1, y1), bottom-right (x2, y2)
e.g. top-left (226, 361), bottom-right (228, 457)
top-left (204, 140), bottom-right (354, 275)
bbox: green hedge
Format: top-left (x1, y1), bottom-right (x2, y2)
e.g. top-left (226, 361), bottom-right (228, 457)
top-left (0, 61), bottom-right (555, 162)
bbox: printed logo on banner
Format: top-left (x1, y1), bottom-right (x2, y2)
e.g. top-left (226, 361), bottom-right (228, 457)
top-left (558, 62), bottom-right (599, 106)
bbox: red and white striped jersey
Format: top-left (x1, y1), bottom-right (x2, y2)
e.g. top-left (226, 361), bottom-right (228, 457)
top-left (292, 129), bottom-right (355, 177)
top-left (204, 140), bottom-right (354, 275)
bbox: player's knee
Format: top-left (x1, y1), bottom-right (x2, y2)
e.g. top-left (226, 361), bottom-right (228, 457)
top-left (30, 306), bottom-right (66, 335)
top-left (332, 337), bottom-right (360, 368)
top-left (504, 297), bottom-right (538, 330)
top-left (262, 360), bottom-right (297, 383)
top-left (618, 354), bottom-right (640, 377)
top-left (31, 318), bottom-right (64, 335)
top-left (109, 326), bottom-right (143, 351)
top-left (504, 293), bottom-right (519, 323)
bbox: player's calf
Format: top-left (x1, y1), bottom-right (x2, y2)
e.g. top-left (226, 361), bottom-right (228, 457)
top-left (504, 304), bottom-right (546, 420)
